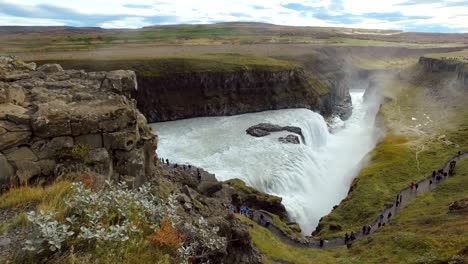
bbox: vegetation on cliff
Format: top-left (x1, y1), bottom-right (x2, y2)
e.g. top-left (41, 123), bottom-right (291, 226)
top-left (35, 54), bottom-right (297, 77)
top-left (314, 58), bottom-right (468, 239)
top-left (242, 159), bottom-right (468, 263)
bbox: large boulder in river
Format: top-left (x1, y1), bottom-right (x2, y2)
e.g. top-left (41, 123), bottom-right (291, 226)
top-left (246, 123), bottom-right (305, 143)
top-left (278, 134), bottom-right (300, 144)
top-left (0, 56), bottom-right (157, 191)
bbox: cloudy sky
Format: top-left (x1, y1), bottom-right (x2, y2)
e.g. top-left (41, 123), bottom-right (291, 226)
top-left (0, 0), bottom-right (467, 32)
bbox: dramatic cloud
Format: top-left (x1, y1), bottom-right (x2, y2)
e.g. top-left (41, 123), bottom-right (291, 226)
top-left (0, 0), bottom-right (467, 32)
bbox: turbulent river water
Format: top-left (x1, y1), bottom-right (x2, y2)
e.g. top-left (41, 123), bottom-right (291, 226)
top-left (151, 89), bottom-right (381, 234)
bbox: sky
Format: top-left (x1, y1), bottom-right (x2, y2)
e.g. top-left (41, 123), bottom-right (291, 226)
top-left (0, 0), bottom-right (467, 33)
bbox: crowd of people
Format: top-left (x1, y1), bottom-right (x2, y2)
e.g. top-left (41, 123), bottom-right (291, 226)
top-left (340, 152), bottom-right (462, 248)
top-left (159, 151), bottom-right (463, 250)
top-left (226, 204), bottom-right (254, 219)
top-left (159, 157), bottom-right (203, 182)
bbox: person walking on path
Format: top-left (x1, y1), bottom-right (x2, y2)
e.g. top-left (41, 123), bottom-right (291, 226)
top-left (319, 239), bottom-right (324, 248)
top-left (387, 212), bottom-right (392, 221)
top-left (350, 232), bottom-right (356, 241)
top-left (367, 225), bottom-right (371, 235)
top-left (197, 169), bottom-right (202, 182)
top-left (415, 183), bottom-right (419, 191)
top-left (166, 159), bottom-right (169, 165)
top-left (432, 170), bottom-right (436, 178)
top-left (379, 213), bottom-right (384, 223)
top-left (344, 233), bottom-right (350, 245)
top-left (362, 226), bottom-right (366, 235)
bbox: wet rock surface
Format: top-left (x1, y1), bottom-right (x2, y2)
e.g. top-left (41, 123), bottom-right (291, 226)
top-left (246, 123), bottom-right (305, 143)
top-left (0, 56), bottom-right (157, 191)
top-left (278, 134), bottom-right (300, 144)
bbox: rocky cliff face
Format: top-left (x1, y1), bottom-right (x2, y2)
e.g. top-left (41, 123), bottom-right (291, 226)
top-left (419, 56), bottom-right (468, 87)
top-left (0, 56), bottom-right (157, 191)
top-left (133, 68), bottom-right (326, 122)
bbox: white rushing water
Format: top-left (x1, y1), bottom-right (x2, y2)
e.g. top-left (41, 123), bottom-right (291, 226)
top-left (151, 89), bottom-right (381, 234)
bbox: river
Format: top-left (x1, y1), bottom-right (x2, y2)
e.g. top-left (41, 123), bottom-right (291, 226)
top-left (150, 89), bottom-right (381, 234)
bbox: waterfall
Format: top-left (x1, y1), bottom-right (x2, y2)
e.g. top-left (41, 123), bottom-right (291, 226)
top-left (150, 89), bottom-right (380, 235)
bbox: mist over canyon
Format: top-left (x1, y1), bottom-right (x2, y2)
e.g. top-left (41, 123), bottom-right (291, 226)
top-left (151, 89), bottom-right (383, 234)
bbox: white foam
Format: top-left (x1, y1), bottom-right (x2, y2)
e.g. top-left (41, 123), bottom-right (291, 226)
top-left (151, 90), bottom-right (380, 234)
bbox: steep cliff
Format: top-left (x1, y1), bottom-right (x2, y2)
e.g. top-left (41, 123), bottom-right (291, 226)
top-left (419, 56), bottom-right (468, 87)
top-left (0, 56), bottom-right (157, 191)
top-left (135, 67), bottom-right (325, 122)
top-left (34, 55), bottom-right (332, 122)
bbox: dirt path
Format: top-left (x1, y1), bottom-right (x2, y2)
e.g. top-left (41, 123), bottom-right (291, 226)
top-left (252, 152), bottom-right (467, 249)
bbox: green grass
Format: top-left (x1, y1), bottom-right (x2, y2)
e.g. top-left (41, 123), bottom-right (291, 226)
top-left (237, 215), bottom-right (339, 263)
top-left (307, 74), bottom-right (329, 95)
top-left (239, 159), bottom-right (468, 263)
top-left (35, 54), bottom-right (297, 77)
top-left (314, 68), bottom-right (468, 239)
top-left (0, 213), bottom-right (30, 234)
top-left (0, 181), bottom-right (71, 210)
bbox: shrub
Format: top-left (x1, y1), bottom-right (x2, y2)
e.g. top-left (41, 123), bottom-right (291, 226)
top-left (24, 181), bottom-right (161, 254)
top-left (148, 217), bottom-right (186, 250)
top-left (70, 143), bottom-right (93, 160)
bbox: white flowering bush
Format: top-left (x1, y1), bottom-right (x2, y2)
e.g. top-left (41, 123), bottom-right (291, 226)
top-left (23, 181), bottom-right (227, 263)
top-left (24, 181), bottom-right (161, 254)
top-left (163, 194), bottom-right (227, 263)
top-left (24, 211), bottom-right (74, 252)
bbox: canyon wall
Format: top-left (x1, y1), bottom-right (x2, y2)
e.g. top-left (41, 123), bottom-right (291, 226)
top-left (134, 68), bottom-right (328, 122)
top-left (419, 56), bottom-right (468, 87)
top-left (35, 57), bottom-right (348, 123)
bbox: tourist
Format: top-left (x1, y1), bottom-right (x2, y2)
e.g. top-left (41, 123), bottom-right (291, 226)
top-left (387, 212), bottom-right (392, 220)
top-left (319, 239), bottom-right (324, 248)
top-left (350, 232), bottom-right (356, 241)
top-left (378, 222), bottom-right (381, 228)
top-left (367, 225), bottom-right (371, 235)
top-left (362, 226), bottom-right (366, 235)
top-left (166, 159), bottom-right (169, 165)
top-left (344, 233), bottom-right (350, 245)
top-left (197, 169), bottom-right (202, 182)
top-left (436, 175), bottom-right (442, 182)
top-left (432, 170), bottom-right (436, 178)
top-left (415, 183), bottom-right (419, 191)
top-left (396, 200), bottom-right (400, 207)
top-left (188, 165), bottom-right (192, 170)
top-left (379, 213), bottom-right (384, 222)
top-left (444, 172), bottom-right (448, 177)
top-left (429, 179), bottom-right (433, 186)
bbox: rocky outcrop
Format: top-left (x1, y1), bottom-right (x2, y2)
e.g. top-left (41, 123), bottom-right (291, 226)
top-left (278, 135), bottom-right (300, 144)
top-left (449, 198), bottom-right (468, 212)
top-left (0, 56), bottom-right (157, 191)
top-left (134, 69), bottom-right (326, 122)
top-left (246, 123), bottom-right (304, 143)
top-left (419, 56), bottom-right (468, 87)
top-left (224, 178), bottom-right (288, 220)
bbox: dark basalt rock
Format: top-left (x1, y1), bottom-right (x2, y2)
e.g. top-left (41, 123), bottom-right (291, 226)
top-left (278, 134), bottom-right (300, 144)
top-left (246, 123), bottom-right (305, 143)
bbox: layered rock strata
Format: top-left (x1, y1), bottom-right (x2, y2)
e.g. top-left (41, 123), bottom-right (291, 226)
top-left (0, 56), bottom-right (157, 191)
